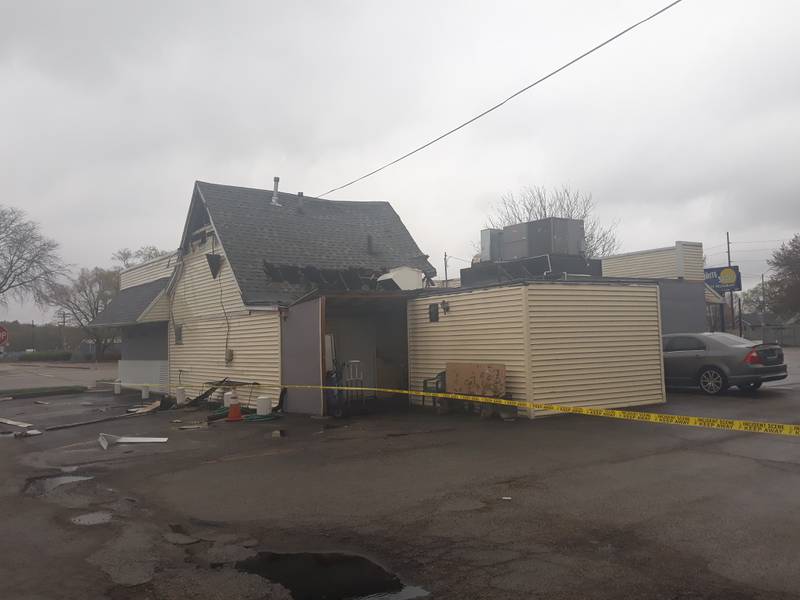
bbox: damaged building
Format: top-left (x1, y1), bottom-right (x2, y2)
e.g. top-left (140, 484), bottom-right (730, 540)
top-left (95, 180), bottom-right (677, 417)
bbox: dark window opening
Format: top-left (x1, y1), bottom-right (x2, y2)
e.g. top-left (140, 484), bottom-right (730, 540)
top-left (664, 336), bottom-right (705, 352)
top-left (428, 303), bottom-right (439, 322)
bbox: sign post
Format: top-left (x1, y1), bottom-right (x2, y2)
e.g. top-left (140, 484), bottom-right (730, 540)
top-left (704, 266), bottom-right (742, 332)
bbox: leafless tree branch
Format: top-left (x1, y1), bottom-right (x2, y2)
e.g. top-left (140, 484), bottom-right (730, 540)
top-left (0, 205), bottom-right (65, 305)
top-left (486, 185), bottom-right (620, 258)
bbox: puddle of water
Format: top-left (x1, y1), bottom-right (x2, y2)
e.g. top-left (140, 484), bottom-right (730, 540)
top-left (234, 552), bottom-right (428, 600)
top-left (71, 511), bottom-right (112, 526)
top-left (23, 475), bottom-right (93, 497)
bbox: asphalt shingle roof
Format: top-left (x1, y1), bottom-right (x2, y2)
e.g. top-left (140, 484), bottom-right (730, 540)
top-left (195, 181), bottom-right (435, 305)
top-left (92, 278), bottom-right (170, 326)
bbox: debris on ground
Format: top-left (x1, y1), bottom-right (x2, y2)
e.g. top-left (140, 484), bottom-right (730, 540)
top-left (0, 417), bottom-right (33, 428)
top-left (14, 429), bottom-right (43, 438)
top-left (98, 433), bottom-right (169, 450)
top-left (34, 400), bottom-right (50, 405)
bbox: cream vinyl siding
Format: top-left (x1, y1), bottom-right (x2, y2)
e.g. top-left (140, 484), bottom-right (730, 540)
top-left (601, 242), bottom-right (704, 281)
top-left (407, 286), bottom-right (528, 411)
top-left (527, 283), bottom-right (665, 412)
top-left (602, 247), bottom-right (677, 279)
top-left (120, 252), bottom-right (177, 290)
top-left (139, 293), bottom-right (169, 322)
top-left (168, 244), bottom-right (280, 404)
top-left (408, 282), bottom-right (665, 419)
top-left (679, 242), bottom-right (705, 281)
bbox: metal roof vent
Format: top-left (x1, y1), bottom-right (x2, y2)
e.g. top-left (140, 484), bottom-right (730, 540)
top-left (271, 176), bottom-right (282, 206)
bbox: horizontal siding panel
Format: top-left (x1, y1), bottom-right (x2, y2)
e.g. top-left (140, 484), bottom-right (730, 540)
top-left (168, 245), bottom-right (280, 406)
top-left (602, 248), bottom-right (678, 279)
top-left (528, 283), bottom-right (665, 414)
top-left (681, 242), bottom-right (705, 281)
top-left (139, 294), bottom-right (169, 322)
top-left (120, 253), bottom-right (177, 289)
top-left (407, 286), bottom-right (528, 413)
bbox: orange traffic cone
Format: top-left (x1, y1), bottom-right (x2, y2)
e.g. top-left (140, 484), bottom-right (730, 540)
top-left (226, 399), bottom-right (244, 422)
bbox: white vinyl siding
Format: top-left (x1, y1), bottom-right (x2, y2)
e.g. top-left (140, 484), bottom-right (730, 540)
top-left (168, 245), bottom-right (280, 405)
top-left (119, 360), bottom-right (169, 393)
top-left (120, 252), bottom-right (177, 290)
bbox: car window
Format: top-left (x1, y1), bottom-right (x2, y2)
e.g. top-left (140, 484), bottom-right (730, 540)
top-left (708, 332), bottom-right (752, 346)
top-left (664, 336), bottom-right (705, 352)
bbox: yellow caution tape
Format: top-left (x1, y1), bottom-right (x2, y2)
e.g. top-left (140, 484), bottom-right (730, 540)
top-left (282, 384), bottom-right (800, 438)
top-left (113, 380), bottom-right (800, 438)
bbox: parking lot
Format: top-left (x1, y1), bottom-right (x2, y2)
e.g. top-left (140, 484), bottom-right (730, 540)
top-left (1, 353), bottom-right (799, 599)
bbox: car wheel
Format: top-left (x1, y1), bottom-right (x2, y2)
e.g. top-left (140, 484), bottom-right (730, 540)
top-left (698, 367), bottom-right (727, 395)
top-left (738, 381), bottom-right (762, 392)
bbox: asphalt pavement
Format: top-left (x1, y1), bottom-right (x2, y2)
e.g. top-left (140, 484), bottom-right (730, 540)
top-left (0, 361), bottom-right (118, 391)
top-left (1, 368), bottom-right (799, 599)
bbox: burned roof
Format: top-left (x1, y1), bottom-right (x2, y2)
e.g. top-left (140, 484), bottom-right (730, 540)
top-left (92, 278), bottom-right (170, 326)
top-left (193, 181), bottom-right (435, 305)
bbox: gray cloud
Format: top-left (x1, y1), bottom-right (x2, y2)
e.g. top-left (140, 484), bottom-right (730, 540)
top-left (2, 0), bottom-right (798, 322)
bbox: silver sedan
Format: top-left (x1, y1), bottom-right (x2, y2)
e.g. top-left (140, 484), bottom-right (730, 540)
top-left (662, 332), bottom-right (788, 395)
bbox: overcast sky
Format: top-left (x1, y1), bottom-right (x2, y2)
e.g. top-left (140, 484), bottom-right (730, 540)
top-left (2, 0), bottom-right (798, 323)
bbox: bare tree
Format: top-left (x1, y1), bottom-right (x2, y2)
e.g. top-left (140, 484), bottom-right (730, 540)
top-left (112, 245), bottom-right (168, 270)
top-left (111, 248), bottom-right (135, 269)
top-left (46, 268), bottom-right (119, 359)
top-left (487, 185), bottom-right (620, 258)
top-left (0, 205), bottom-right (64, 305)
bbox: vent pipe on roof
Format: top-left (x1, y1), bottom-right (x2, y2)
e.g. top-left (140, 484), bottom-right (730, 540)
top-left (271, 176), bottom-right (282, 206)
top-left (297, 191), bottom-right (304, 213)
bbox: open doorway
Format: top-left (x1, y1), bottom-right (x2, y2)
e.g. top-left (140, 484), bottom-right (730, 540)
top-left (323, 293), bottom-right (408, 414)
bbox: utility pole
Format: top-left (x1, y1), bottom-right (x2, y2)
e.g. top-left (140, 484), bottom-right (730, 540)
top-left (738, 296), bottom-right (743, 338)
top-left (761, 273), bottom-right (766, 326)
top-left (57, 309), bottom-right (67, 350)
top-left (726, 232), bottom-right (734, 333)
top-left (443, 252), bottom-right (449, 289)
top-left (31, 320), bottom-right (35, 350)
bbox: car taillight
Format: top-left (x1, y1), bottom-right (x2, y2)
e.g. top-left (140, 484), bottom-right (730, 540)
top-left (744, 349), bottom-right (762, 365)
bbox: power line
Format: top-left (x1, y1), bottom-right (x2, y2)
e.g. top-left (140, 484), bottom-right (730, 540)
top-left (316, 0), bottom-right (686, 198)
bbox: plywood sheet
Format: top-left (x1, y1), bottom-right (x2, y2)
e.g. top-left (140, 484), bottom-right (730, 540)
top-left (445, 362), bottom-right (506, 398)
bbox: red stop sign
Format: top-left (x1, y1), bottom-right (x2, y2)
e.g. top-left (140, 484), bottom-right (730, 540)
top-left (0, 326), bottom-right (8, 346)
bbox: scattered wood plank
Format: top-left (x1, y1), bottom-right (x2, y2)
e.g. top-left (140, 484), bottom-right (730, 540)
top-left (98, 433), bottom-right (168, 450)
top-left (0, 417), bottom-right (32, 429)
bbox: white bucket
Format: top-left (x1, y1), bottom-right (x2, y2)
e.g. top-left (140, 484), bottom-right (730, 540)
top-left (176, 387), bottom-right (187, 406)
top-left (223, 391), bottom-right (233, 408)
top-left (256, 395), bottom-right (270, 416)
